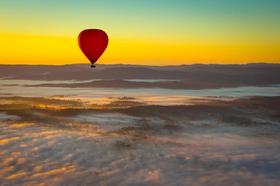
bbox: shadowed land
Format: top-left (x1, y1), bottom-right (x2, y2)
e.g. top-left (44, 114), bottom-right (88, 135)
top-left (1, 63), bottom-right (280, 89)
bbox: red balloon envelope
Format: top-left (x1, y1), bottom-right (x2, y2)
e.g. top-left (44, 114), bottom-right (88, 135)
top-left (78, 29), bottom-right (108, 67)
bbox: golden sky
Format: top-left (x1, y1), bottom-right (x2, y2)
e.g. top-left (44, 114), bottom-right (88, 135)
top-left (0, 0), bottom-right (279, 65)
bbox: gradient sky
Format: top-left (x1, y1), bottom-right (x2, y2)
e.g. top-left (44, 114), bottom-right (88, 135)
top-left (0, 0), bottom-right (279, 65)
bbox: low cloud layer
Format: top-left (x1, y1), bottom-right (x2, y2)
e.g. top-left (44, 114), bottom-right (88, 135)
top-left (0, 96), bottom-right (280, 185)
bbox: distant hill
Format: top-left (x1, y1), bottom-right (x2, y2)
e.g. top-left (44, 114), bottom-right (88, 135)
top-left (1, 63), bottom-right (280, 89)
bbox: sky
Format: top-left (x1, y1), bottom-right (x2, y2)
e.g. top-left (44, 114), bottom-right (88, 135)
top-left (0, 0), bottom-right (279, 65)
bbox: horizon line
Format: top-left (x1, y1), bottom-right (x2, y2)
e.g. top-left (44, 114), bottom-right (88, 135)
top-left (0, 62), bottom-right (280, 67)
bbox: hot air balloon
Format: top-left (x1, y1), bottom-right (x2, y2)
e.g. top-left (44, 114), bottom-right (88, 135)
top-left (78, 29), bottom-right (109, 68)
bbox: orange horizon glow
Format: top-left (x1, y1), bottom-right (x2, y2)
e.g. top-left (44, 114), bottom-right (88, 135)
top-left (0, 32), bottom-right (279, 66)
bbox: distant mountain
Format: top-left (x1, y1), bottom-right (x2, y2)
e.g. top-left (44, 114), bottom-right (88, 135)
top-left (0, 63), bottom-right (280, 89)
